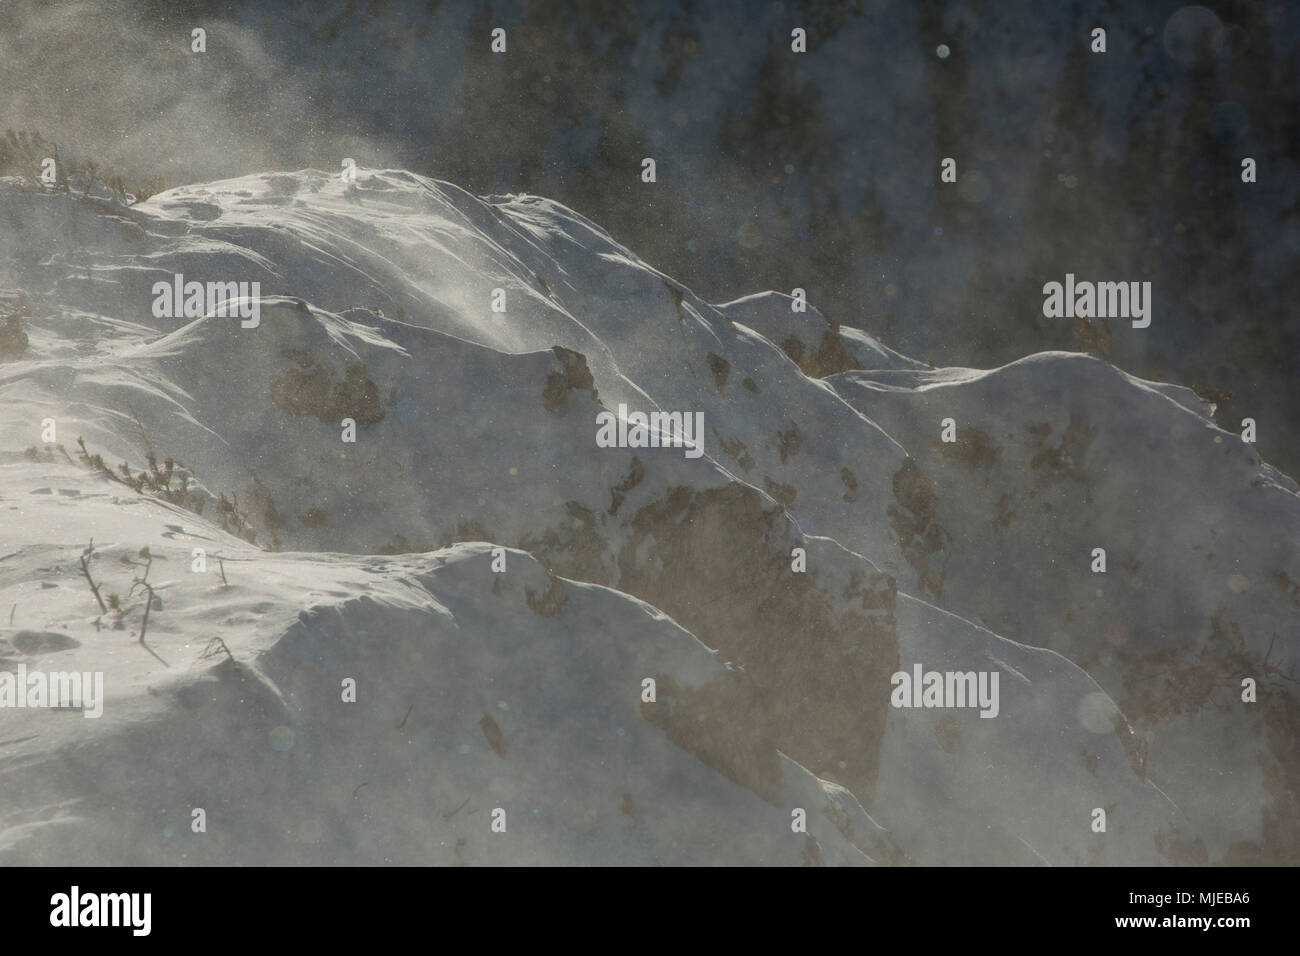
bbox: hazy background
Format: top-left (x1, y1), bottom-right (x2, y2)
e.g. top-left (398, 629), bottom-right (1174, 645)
top-left (2, 0), bottom-right (1298, 472)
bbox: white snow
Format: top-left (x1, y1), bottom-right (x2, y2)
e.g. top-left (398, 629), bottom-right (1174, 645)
top-left (0, 168), bottom-right (1295, 864)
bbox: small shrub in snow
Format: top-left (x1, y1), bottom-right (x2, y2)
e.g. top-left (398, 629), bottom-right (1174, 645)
top-left (0, 295), bottom-right (31, 359)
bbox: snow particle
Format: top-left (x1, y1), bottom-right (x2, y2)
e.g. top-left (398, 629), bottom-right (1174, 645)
top-left (395, 398), bottom-right (420, 423)
top-left (958, 169), bottom-right (991, 203)
top-left (737, 221), bottom-right (763, 249)
top-left (1163, 6), bottom-right (1225, 67)
top-left (299, 819), bottom-right (325, 843)
top-left (1077, 691), bottom-right (1120, 734)
top-left (936, 44), bottom-right (950, 59)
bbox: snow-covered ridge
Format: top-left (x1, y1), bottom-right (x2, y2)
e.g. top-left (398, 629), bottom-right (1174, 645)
top-left (0, 169), bottom-right (1295, 864)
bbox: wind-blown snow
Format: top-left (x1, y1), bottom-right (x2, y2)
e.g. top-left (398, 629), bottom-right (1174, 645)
top-left (0, 169), bottom-right (1295, 865)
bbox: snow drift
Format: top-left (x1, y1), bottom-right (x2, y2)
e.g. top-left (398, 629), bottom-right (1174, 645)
top-left (0, 168), bottom-right (1295, 865)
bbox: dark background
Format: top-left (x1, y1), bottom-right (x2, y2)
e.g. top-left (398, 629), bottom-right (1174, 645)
top-left (2, 0), bottom-right (1297, 473)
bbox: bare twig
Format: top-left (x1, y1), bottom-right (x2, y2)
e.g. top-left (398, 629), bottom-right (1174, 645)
top-left (124, 404), bottom-right (155, 461)
top-left (137, 582), bottom-right (154, 644)
top-left (132, 581), bottom-right (169, 667)
top-left (442, 797), bottom-right (471, 820)
top-left (202, 636), bottom-right (230, 659)
top-left (138, 640), bottom-right (169, 668)
top-left (199, 635), bottom-right (236, 665)
top-left (78, 540), bottom-right (107, 614)
top-left (122, 546), bottom-right (152, 584)
top-left (218, 557), bottom-right (228, 586)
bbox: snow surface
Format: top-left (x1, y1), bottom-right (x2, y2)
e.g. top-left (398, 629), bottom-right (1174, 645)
top-left (0, 169), bottom-right (1295, 865)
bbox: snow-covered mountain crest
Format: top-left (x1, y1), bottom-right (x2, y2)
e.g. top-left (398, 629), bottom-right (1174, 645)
top-left (0, 169), bottom-right (1295, 865)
